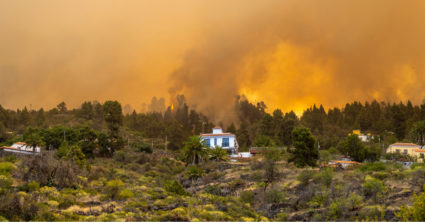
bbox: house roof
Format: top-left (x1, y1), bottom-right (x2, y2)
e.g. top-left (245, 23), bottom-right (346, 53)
top-left (389, 143), bottom-right (421, 147)
top-left (201, 133), bottom-right (234, 137)
top-left (14, 142), bottom-right (26, 145)
top-left (213, 126), bottom-right (222, 129)
top-left (0, 146), bottom-right (19, 150)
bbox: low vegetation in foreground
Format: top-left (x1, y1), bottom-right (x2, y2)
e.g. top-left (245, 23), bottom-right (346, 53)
top-left (1, 146), bottom-right (425, 221)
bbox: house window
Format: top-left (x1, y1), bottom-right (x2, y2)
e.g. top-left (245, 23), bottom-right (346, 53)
top-left (222, 138), bottom-right (229, 147)
top-left (204, 139), bottom-right (210, 147)
top-left (404, 149), bottom-right (408, 154)
top-left (396, 149), bottom-right (400, 153)
top-left (421, 153), bottom-right (424, 159)
top-left (214, 138), bottom-right (217, 146)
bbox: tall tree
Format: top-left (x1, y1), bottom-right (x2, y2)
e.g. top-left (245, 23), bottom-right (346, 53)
top-left (57, 102), bottom-right (67, 113)
top-left (236, 121), bottom-right (251, 150)
top-left (79, 101), bottom-right (94, 120)
top-left (167, 121), bottom-right (185, 150)
top-left (391, 103), bottom-right (407, 139)
top-left (280, 111), bottom-right (298, 146)
top-left (260, 113), bottom-right (274, 137)
top-left (226, 122), bottom-right (236, 134)
top-left (288, 127), bottom-right (318, 167)
top-left (0, 122), bottom-right (7, 142)
top-left (262, 147), bottom-right (283, 192)
top-left (102, 101), bottom-right (124, 156)
top-left (78, 126), bottom-right (98, 158)
top-left (338, 134), bottom-right (365, 162)
top-left (19, 107), bottom-right (31, 126)
top-left (410, 121), bottom-right (425, 145)
top-left (23, 128), bottom-right (44, 153)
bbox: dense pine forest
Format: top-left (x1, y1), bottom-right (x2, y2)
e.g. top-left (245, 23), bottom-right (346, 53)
top-left (0, 96), bottom-right (425, 220)
top-left (2, 97), bottom-right (425, 151)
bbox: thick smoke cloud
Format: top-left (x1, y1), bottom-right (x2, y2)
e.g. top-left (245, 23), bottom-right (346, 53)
top-left (170, 0), bottom-right (425, 119)
top-left (2, 1), bottom-right (425, 122)
top-left (0, 1), bottom-right (196, 109)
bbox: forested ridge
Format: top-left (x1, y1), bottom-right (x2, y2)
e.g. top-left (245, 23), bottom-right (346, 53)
top-left (1, 97), bottom-right (423, 150)
top-left (0, 96), bottom-right (425, 221)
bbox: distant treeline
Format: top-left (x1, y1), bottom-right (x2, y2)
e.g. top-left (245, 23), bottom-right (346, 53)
top-left (0, 96), bottom-right (424, 151)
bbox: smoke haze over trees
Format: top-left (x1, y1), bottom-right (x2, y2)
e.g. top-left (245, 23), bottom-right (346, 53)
top-left (2, 1), bottom-right (425, 120)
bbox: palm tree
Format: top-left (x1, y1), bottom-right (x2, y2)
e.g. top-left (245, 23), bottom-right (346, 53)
top-left (410, 121), bottom-right (425, 145)
top-left (182, 136), bottom-right (209, 165)
top-left (209, 146), bottom-right (229, 161)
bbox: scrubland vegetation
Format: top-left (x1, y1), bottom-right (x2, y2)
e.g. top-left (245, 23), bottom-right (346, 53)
top-left (1, 148), bottom-right (425, 221)
top-left (0, 97), bottom-right (425, 221)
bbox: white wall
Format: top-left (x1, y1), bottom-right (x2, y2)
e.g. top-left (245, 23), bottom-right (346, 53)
top-left (202, 135), bottom-right (235, 149)
top-left (212, 128), bottom-right (223, 134)
top-left (11, 143), bottom-right (41, 152)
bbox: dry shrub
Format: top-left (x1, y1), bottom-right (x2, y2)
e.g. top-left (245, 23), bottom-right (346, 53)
top-left (88, 165), bottom-right (108, 180)
top-left (18, 152), bottom-right (84, 188)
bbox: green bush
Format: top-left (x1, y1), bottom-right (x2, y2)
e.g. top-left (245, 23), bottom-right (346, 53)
top-left (372, 171), bottom-right (389, 180)
top-left (131, 142), bottom-right (153, 153)
top-left (56, 142), bottom-right (86, 167)
top-left (4, 155), bottom-right (17, 163)
top-left (0, 175), bottom-right (13, 193)
top-left (209, 146), bottom-right (229, 162)
top-left (347, 193), bottom-right (363, 210)
top-left (58, 194), bottom-right (76, 209)
top-left (360, 162), bottom-right (386, 172)
top-left (205, 184), bottom-right (222, 196)
top-left (396, 191), bottom-right (425, 221)
top-left (228, 178), bottom-right (246, 192)
top-left (307, 191), bottom-right (329, 208)
top-left (362, 176), bottom-right (385, 202)
top-left (265, 188), bottom-right (285, 204)
top-left (160, 207), bottom-right (189, 221)
top-left (164, 180), bottom-right (187, 196)
top-left (297, 170), bottom-right (316, 187)
top-left (254, 135), bottom-right (275, 147)
top-left (315, 168), bottom-right (334, 187)
top-left (363, 145), bottom-right (382, 162)
top-left (328, 199), bottom-right (347, 219)
top-left (185, 165), bottom-right (205, 180)
top-left (275, 212), bottom-right (287, 221)
top-left (118, 188), bottom-right (134, 200)
top-left (104, 179), bottom-right (124, 199)
top-left (359, 205), bottom-right (385, 221)
top-left (328, 147), bottom-right (339, 155)
top-left (0, 162), bottom-right (15, 175)
top-left (411, 163), bottom-right (425, 170)
top-left (240, 190), bottom-right (254, 204)
top-left (319, 150), bottom-right (331, 165)
top-left (249, 170), bottom-right (263, 182)
top-left (27, 181), bottom-right (40, 192)
top-left (410, 167), bottom-right (425, 189)
top-left (113, 150), bottom-right (126, 162)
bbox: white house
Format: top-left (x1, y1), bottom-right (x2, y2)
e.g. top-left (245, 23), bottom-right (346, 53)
top-left (200, 127), bottom-right (239, 154)
top-left (0, 142), bottom-right (41, 155)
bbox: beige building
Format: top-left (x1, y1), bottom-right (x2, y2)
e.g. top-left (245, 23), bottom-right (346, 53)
top-left (386, 143), bottom-right (425, 162)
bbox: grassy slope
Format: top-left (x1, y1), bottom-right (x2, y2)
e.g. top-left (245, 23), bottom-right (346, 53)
top-left (0, 150), bottom-right (423, 221)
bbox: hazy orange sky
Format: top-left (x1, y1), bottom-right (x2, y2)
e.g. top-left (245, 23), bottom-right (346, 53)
top-left (2, 0), bottom-right (425, 120)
